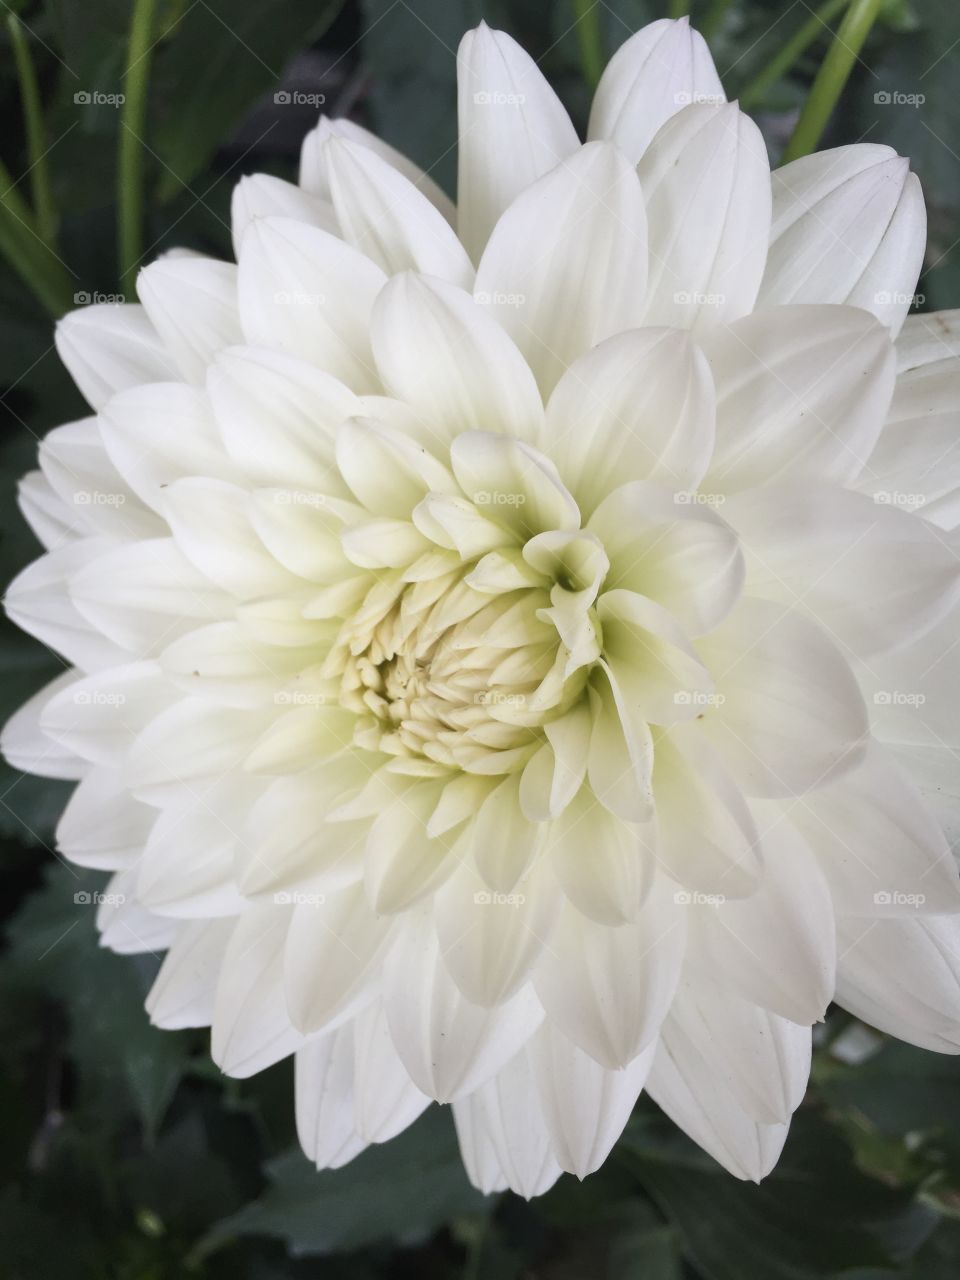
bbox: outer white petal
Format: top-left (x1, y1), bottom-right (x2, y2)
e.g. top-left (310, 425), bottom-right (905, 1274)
top-left (857, 347), bottom-right (960, 529)
top-left (702, 305), bottom-right (896, 491)
top-left (452, 1051), bottom-right (562, 1198)
top-left (17, 471), bottom-right (76, 550)
top-left (637, 102), bottom-right (771, 332)
top-left (665, 980), bottom-right (811, 1125)
top-left (588, 481), bottom-right (743, 636)
top-left (326, 135), bottom-right (473, 286)
top-left (474, 141), bottom-right (648, 396)
top-left (549, 785), bottom-right (654, 925)
top-left (456, 23), bottom-right (579, 262)
top-left (0, 672), bottom-right (86, 780)
top-left (137, 257), bottom-right (242, 383)
top-left (98, 381), bottom-right (241, 513)
top-left (283, 882), bottom-right (393, 1035)
top-left (371, 272), bottom-right (544, 446)
top-left (896, 308), bottom-right (960, 372)
top-left (146, 918), bottom-right (234, 1029)
top-left (435, 855), bottom-right (559, 1005)
top-left (6, 540), bottom-right (131, 672)
top-left (207, 345), bottom-right (360, 491)
top-left (237, 216), bottom-right (385, 391)
top-left (383, 910), bottom-right (543, 1101)
top-left (96, 868), bottom-right (179, 954)
top-left (529, 1021), bottom-right (654, 1178)
top-left (230, 173), bottom-right (338, 258)
top-left (299, 115), bottom-right (456, 226)
top-left (788, 741), bottom-right (960, 916)
top-left (70, 538), bottom-right (232, 654)
top-left (654, 728), bottom-right (763, 897)
top-left (533, 881), bottom-right (685, 1070)
top-left (836, 913), bottom-right (960, 1053)
top-left (56, 766), bottom-right (154, 870)
top-left (39, 660), bottom-right (170, 766)
top-left (544, 329), bottom-right (715, 512)
top-left (698, 599), bottom-right (869, 798)
top-left (686, 812), bottom-right (835, 1024)
top-left (162, 477), bottom-right (304, 597)
top-left (759, 144), bottom-right (925, 336)
top-left (724, 484), bottom-right (960, 658)
top-left (352, 1000), bottom-right (431, 1143)
top-left (294, 1026), bottom-right (367, 1169)
top-left (38, 418), bottom-right (162, 539)
top-left (647, 1021), bottom-right (790, 1181)
top-left (54, 303), bottom-right (177, 410)
top-left (211, 904), bottom-right (305, 1077)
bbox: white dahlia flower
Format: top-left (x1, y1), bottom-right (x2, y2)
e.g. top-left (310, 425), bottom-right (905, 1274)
top-left (5, 17), bottom-right (960, 1196)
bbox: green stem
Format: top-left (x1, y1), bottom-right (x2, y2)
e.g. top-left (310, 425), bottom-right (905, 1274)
top-left (572, 0), bottom-right (604, 92)
top-left (118, 0), bottom-right (157, 298)
top-left (668, 0), bottom-right (690, 16)
top-left (7, 15), bottom-right (57, 245)
top-left (702, 0), bottom-right (734, 42)
top-left (740, 0), bottom-right (850, 110)
top-left (781, 0), bottom-right (883, 163)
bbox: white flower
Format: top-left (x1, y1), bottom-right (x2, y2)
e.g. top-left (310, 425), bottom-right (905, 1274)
top-left (5, 17), bottom-right (960, 1196)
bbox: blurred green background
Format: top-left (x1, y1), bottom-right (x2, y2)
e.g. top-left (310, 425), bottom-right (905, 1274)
top-left (2, 1), bottom-right (960, 1276)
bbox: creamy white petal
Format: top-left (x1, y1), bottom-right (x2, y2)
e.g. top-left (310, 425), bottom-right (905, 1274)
top-left (836, 914), bottom-right (960, 1053)
top-left (529, 1021), bottom-right (655, 1177)
top-left (533, 881), bottom-right (685, 1069)
top-left (383, 910), bottom-right (543, 1101)
top-left (697, 597), bottom-right (869, 797)
top-left (352, 999), bottom-right (431, 1143)
top-left (588, 17), bottom-right (724, 162)
top-left (759, 144), bottom-right (925, 336)
top-left (146, 918), bottom-right (234, 1029)
top-left (54, 303), bottom-right (177, 410)
top-left (137, 257), bottom-right (243, 383)
top-left (456, 23), bottom-right (579, 262)
top-left (237, 216), bottom-right (384, 391)
top-left (702, 305), bottom-right (895, 491)
top-left (295, 1028), bottom-right (367, 1169)
top-left (474, 141), bottom-right (648, 395)
top-left (371, 272), bottom-right (543, 446)
top-left (56, 766), bottom-right (153, 869)
top-left (637, 102), bottom-right (771, 332)
top-left (0, 671), bottom-right (86, 780)
top-left (299, 115), bottom-right (455, 226)
top-left (544, 329), bottom-right (715, 512)
top-left (326, 135), bottom-right (473, 286)
top-left (231, 173), bottom-right (338, 258)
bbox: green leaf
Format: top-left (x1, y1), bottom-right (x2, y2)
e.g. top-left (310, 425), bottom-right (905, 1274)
top-left (203, 1105), bottom-right (489, 1257)
top-left (617, 1109), bottom-right (936, 1279)
top-left (3, 864), bottom-right (191, 1138)
top-left (150, 0), bottom-right (348, 202)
